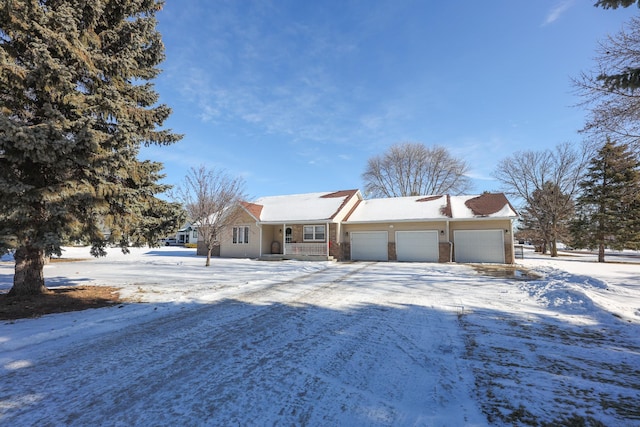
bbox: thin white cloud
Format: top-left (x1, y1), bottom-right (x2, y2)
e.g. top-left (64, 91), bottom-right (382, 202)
top-left (543, 0), bottom-right (575, 26)
top-left (161, 1), bottom-right (423, 153)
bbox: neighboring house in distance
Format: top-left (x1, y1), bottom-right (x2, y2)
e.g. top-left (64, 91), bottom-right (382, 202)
top-left (176, 222), bottom-right (197, 245)
top-left (160, 222), bottom-right (196, 246)
top-left (196, 189), bottom-right (518, 264)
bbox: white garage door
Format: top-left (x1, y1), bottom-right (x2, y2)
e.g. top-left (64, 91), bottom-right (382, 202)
top-left (396, 231), bottom-right (439, 262)
top-left (454, 230), bottom-right (505, 263)
top-left (351, 231), bottom-right (388, 261)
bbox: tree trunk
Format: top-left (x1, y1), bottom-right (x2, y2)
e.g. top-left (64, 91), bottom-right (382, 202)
top-left (550, 239), bottom-right (558, 257)
top-left (598, 242), bottom-right (606, 263)
top-left (205, 246), bottom-right (212, 267)
top-left (9, 246), bottom-right (48, 296)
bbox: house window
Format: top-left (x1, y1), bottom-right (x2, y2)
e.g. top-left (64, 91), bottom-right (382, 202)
top-left (285, 227), bottom-right (293, 243)
top-left (233, 226), bottom-right (249, 244)
top-left (303, 225), bottom-right (325, 241)
top-left (192, 230), bottom-right (198, 239)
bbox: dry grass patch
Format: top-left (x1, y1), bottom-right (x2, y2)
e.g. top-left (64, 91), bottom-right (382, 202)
top-left (0, 286), bottom-right (122, 320)
top-left (1, 255), bottom-right (123, 320)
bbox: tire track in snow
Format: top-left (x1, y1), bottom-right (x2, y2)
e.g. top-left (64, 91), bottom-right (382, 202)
top-left (1, 261), bottom-right (483, 426)
top-left (183, 262), bottom-right (484, 426)
top-left (0, 263), bottom-right (371, 425)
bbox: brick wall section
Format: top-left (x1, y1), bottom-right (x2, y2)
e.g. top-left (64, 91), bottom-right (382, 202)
top-left (439, 242), bottom-right (452, 262)
top-left (328, 223), bottom-right (337, 243)
top-left (287, 225), bottom-right (303, 243)
top-left (328, 224), bottom-right (341, 260)
top-left (330, 243), bottom-right (343, 260)
top-left (388, 242), bottom-right (396, 261)
top-left (341, 242), bottom-right (351, 261)
top-left (504, 243), bottom-right (514, 264)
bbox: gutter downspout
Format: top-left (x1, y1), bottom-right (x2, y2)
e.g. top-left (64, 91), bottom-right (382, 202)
top-left (283, 223), bottom-right (286, 256)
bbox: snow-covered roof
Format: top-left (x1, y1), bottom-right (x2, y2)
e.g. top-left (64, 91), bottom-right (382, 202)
top-left (250, 190), bottom-right (360, 223)
top-left (344, 193), bottom-right (517, 223)
top-left (200, 191), bottom-right (516, 225)
top-left (345, 195), bottom-right (447, 222)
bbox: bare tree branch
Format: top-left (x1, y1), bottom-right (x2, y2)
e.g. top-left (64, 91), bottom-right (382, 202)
top-left (493, 142), bottom-right (590, 256)
top-left (362, 142), bottom-right (472, 198)
top-left (174, 166), bottom-right (246, 266)
top-left (574, 17), bottom-right (640, 150)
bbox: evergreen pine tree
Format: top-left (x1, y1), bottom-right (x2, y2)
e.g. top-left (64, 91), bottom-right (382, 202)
top-left (0, 1), bottom-right (183, 296)
top-left (572, 139), bottom-right (640, 262)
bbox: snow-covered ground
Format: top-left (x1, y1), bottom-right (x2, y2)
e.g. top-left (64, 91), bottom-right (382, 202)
top-left (0, 246), bottom-right (638, 426)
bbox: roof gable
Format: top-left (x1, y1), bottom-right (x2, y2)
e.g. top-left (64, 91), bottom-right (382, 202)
top-left (322, 189), bottom-right (359, 220)
top-left (252, 189), bottom-right (360, 223)
top-left (241, 202), bottom-right (264, 221)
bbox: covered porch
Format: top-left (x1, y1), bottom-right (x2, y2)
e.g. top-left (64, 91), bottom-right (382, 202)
top-left (259, 223), bottom-right (334, 261)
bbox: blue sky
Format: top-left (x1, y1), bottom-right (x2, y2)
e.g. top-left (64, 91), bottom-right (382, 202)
top-left (143, 1), bottom-right (637, 199)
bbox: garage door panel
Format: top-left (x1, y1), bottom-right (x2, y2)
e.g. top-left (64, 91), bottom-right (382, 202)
top-left (396, 231), bottom-right (439, 262)
top-left (454, 230), bottom-right (505, 263)
top-left (351, 232), bottom-right (388, 261)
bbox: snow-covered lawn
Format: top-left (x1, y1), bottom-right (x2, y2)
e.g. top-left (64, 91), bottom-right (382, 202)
top-left (0, 247), bottom-right (638, 426)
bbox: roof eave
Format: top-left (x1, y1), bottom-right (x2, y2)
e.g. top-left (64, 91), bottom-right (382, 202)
top-left (343, 215), bottom-right (517, 224)
top-left (448, 215), bottom-right (518, 221)
top-left (344, 217), bottom-right (448, 224)
top-left (258, 219), bottom-right (338, 225)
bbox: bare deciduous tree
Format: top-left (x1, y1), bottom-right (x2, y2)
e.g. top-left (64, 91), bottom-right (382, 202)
top-left (362, 143), bottom-right (471, 198)
top-left (175, 166), bottom-right (246, 266)
top-left (493, 142), bottom-right (590, 257)
top-left (521, 182), bottom-right (575, 256)
top-left (574, 16), bottom-right (640, 150)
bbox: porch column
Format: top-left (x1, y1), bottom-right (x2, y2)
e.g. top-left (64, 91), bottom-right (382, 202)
top-left (283, 223), bottom-right (287, 256)
top-left (326, 222), bottom-right (330, 257)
